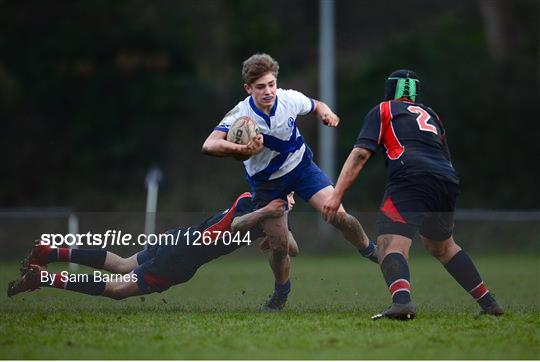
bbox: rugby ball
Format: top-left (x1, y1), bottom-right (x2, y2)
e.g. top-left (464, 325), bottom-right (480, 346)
top-left (226, 116), bottom-right (260, 145)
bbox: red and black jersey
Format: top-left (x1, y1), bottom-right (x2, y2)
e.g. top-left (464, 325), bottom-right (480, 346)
top-left (191, 192), bottom-right (264, 263)
top-left (195, 192), bottom-right (261, 236)
top-left (162, 192), bottom-right (264, 267)
top-left (355, 100), bottom-right (459, 184)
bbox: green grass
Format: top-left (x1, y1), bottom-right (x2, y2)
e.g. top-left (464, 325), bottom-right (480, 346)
top-left (0, 254), bottom-right (538, 359)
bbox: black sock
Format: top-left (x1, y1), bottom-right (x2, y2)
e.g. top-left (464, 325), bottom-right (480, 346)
top-left (274, 279), bottom-right (291, 299)
top-left (380, 253), bottom-right (411, 304)
top-left (444, 250), bottom-right (495, 309)
top-left (47, 248), bottom-right (106, 269)
top-left (71, 249), bottom-right (107, 268)
top-left (41, 272), bottom-right (106, 296)
top-left (359, 240), bottom-right (378, 263)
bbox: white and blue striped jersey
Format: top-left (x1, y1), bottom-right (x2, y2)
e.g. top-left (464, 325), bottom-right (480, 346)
top-left (215, 88), bottom-right (315, 181)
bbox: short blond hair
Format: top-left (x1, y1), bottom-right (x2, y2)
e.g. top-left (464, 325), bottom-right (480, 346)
top-left (242, 53), bottom-right (279, 84)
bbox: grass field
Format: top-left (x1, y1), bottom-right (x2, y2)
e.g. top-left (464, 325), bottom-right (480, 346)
top-left (0, 254), bottom-right (538, 359)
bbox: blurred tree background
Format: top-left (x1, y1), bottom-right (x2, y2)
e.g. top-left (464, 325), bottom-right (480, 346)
top-left (0, 0), bottom-right (538, 212)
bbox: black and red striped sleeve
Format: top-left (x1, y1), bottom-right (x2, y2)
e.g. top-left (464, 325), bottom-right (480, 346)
top-left (354, 104), bottom-right (382, 153)
top-left (232, 194), bottom-right (265, 239)
top-left (232, 194), bottom-right (255, 218)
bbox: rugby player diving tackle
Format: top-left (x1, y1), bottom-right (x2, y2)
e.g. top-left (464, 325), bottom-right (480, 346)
top-left (7, 193), bottom-right (298, 304)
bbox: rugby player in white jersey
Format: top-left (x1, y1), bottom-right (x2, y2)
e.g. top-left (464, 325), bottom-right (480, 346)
top-left (202, 53), bottom-right (377, 311)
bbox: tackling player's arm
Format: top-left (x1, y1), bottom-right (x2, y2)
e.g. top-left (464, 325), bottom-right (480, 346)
top-left (202, 130), bottom-right (263, 158)
top-left (322, 105), bottom-right (381, 221)
top-left (312, 100), bottom-right (340, 127)
top-left (323, 147), bottom-right (372, 221)
top-left (231, 198), bottom-right (287, 234)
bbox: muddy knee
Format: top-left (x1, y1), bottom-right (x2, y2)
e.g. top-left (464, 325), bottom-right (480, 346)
top-left (268, 235), bottom-right (288, 258)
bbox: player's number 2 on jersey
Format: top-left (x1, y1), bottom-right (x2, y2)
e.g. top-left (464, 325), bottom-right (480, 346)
top-left (407, 106), bottom-right (438, 135)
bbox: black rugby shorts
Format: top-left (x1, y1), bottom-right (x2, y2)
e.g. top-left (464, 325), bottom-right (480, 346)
top-left (377, 175), bottom-right (459, 241)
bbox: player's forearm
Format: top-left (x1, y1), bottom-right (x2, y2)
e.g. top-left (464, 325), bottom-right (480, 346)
top-left (231, 202), bottom-right (285, 233)
top-left (201, 138), bottom-right (243, 157)
top-left (231, 209), bottom-right (266, 233)
top-left (334, 147), bottom-right (371, 199)
top-left (313, 100), bottom-right (333, 118)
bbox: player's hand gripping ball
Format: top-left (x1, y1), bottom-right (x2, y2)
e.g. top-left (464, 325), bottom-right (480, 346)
top-left (227, 116), bottom-right (262, 161)
top-left (226, 116), bottom-right (261, 145)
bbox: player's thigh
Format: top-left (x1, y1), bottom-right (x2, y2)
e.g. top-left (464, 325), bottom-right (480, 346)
top-left (135, 244), bottom-right (159, 265)
top-left (133, 249), bottom-right (196, 294)
top-left (308, 185), bottom-right (346, 213)
top-left (294, 162), bottom-right (334, 206)
top-left (377, 177), bottom-right (436, 241)
top-left (419, 212), bottom-right (455, 242)
top-left (250, 178), bottom-right (290, 209)
top-left (261, 213), bottom-right (288, 248)
top-left (419, 180), bottom-right (459, 242)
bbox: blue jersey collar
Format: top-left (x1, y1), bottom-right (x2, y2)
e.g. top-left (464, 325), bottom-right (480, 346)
top-left (249, 96), bottom-right (278, 127)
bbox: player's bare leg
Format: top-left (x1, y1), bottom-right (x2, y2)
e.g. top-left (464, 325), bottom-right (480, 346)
top-left (268, 240), bottom-right (290, 284)
top-left (103, 253), bottom-right (139, 274)
top-left (261, 214), bottom-right (291, 311)
top-left (377, 234), bottom-right (412, 261)
top-left (285, 231), bottom-right (299, 257)
top-left (267, 209), bottom-right (297, 283)
top-left (371, 234), bottom-right (416, 321)
top-left (309, 186), bottom-right (378, 263)
top-left (422, 235), bottom-right (504, 316)
top-left (102, 274), bottom-right (143, 300)
top-left (421, 236), bottom-right (460, 263)
top-left (258, 232), bottom-right (299, 257)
